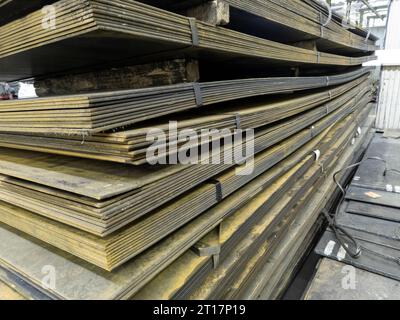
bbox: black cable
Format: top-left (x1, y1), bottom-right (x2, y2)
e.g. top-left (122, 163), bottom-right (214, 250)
top-left (322, 208), bottom-right (361, 259)
top-left (323, 156), bottom-right (387, 259)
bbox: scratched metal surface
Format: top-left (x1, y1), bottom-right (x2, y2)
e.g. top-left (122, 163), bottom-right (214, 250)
top-left (305, 258), bottom-right (400, 300)
top-left (351, 134), bottom-right (400, 191)
top-left (337, 203), bottom-right (400, 245)
top-left (315, 229), bottom-right (400, 281)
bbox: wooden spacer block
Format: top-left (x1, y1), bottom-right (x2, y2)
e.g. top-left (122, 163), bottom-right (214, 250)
top-left (292, 40), bottom-right (318, 52)
top-left (186, 0), bottom-right (230, 26)
top-left (34, 59), bottom-right (200, 96)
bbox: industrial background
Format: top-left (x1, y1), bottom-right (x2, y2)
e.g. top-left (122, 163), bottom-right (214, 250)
top-left (0, 0), bottom-right (399, 301)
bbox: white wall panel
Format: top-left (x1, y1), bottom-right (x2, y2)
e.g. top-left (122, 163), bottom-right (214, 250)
top-left (376, 1), bottom-right (400, 129)
top-left (377, 66), bottom-right (400, 129)
top-left (385, 0), bottom-right (400, 50)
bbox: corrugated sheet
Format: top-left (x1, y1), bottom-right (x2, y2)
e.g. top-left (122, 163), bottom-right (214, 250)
top-left (385, 0), bottom-right (400, 50)
top-left (375, 1), bottom-right (400, 130)
top-left (376, 66), bottom-right (400, 129)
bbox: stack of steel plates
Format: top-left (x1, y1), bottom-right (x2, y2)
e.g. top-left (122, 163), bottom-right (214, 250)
top-left (0, 70), bottom-right (370, 156)
top-left (0, 0), bottom-right (376, 82)
top-left (316, 134), bottom-right (400, 282)
top-left (304, 0), bottom-right (380, 43)
top-left (0, 68), bottom-right (371, 135)
top-left (0, 91), bottom-right (373, 270)
top-left (0, 0), bottom-right (379, 300)
top-left (133, 106), bottom-right (376, 300)
top-left (0, 103), bottom-right (376, 299)
top-left (240, 114), bottom-right (376, 300)
top-left (142, 0), bottom-right (378, 53)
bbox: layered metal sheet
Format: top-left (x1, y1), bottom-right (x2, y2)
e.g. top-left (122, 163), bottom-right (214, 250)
top-left (0, 68), bottom-right (371, 135)
top-left (143, 0), bottom-right (378, 53)
top-left (0, 106), bottom-right (375, 299)
top-left (0, 70), bottom-right (370, 155)
top-left (127, 106), bottom-right (375, 299)
top-left (0, 97), bottom-right (373, 270)
top-left (0, 0), bottom-right (376, 82)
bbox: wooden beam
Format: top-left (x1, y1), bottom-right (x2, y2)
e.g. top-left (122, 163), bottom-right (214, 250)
top-left (34, 59), bottom-right (200, 96)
